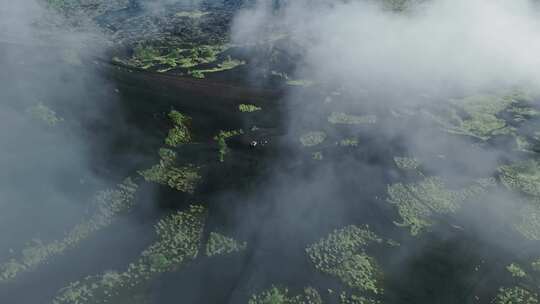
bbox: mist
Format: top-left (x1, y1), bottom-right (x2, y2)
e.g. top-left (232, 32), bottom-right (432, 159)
top-left (0, 2), bottom-right (150, 302)
top-left (233, 0), bottom-right (540, 99)
top-left (230, 0), bottom-right (540, 190)
top-left (225, 0), bottom-right (540, 300)
top-left (2, 0), bottom-right (540, 303)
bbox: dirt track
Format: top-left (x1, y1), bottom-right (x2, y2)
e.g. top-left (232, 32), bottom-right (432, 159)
top-left (104, 61), bottom-right (284, 105)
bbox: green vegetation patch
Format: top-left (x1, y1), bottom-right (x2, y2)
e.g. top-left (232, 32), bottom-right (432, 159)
top-left (0, 179), bottom-right (137, 282)
top-left (189, 57), bottom-right (246, 79)
top-left (426, 92), bottom-right (532, 141)
top-left (214, 130), bottom-right (243, 162)
top-left (140, 111), bottom-right (199, 192)
top-left (306, 226), bottom-right (383, 295)
top-left (165, 110), bottom-right (191, 147)
top-left (499, 160), bottom-right (540, 197)
top-left (139, 148), bottom-right (200, 193)
top-left (205, 232), bottom-right (247, 257)
top-left (115, 44), bottom-right (228, 73)
top-left (494, 287), bottom-right (539, 304)
top-left (300, 131), bottom-right (327, 147)
top-left (508, 106), bottom-right (540, 122)
top-left (393, 157), bottom-right (420, 171)
top-left (53, 205), bottom-right (206, 304)
top-left (286, 79), bottom-right (314, 87)
top-left (249, 286), bottom-right (322, 304)
top-left (387, 176), bottom-right (494, 235)
top-left (493, 257), bottom-right (540, 304)
top-left (498, 160), bottom-right (540, 240)
top-left (26, 102), bottom-right (64, 126)
top-left (270, 71), bottom-right (314, 87)
top-left (328, 112), bottom-right (377, 125)
top-left (507, 263), bottom-right (527, 278)
top-left (516, 136), bottom-right (534, 153)
top-left (339, 292), bottom-right (381, 304)
top-left (139, 163), bottom-right (200, 193)
top-left (514, 204), bottom-right (540, 241)
top-left (239, 104), bottom-right (262, 113)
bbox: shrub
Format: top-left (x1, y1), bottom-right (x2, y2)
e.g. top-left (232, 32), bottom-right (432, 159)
top-left (165, 110), bottom-right (191, 147)
top-left (54, 205), bottom-right (206, 304)
top-left (239, 104), bottom-right (262, 113)
top-left (494, 287), bottom-right (538, 304)
top-left (0, 179), bottom-right (138, 282)
top-left (214, 130), bottom-right (243, 162)
top-left (249, 286), bottom-right (322, 304)
top-left (206, 232), bottom-right (247, 257)
top-left (306, 226), bottom-right (383, 294)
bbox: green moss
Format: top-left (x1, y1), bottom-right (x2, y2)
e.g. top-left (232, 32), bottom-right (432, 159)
top-left (427, 93), bottom-right (522, 141)
top-left (387, 177), bottom-right (493, 235)
top-left (269, 71), bottom-right (314, 87)
top-left (393, 157), bottom-right (420, 170)
top-left (499, 160), bottom-right (540, 197)
top-left (300, 132), bottom-right (327, 147)
top-left (205, 232), bottom-right (247, 257)
top-left (286, 79), bottom-right (314, 87)
top-left (165, 126), bottom-right (191, 147)
top-left (339, 292), bottom-right (381, 304)
top-left (53, 205), bottom-right (206, 304)
top-left (117, 44), bottom-right (228, 73)
top-left (239, 104), bottom-right (262, 113)
top-left (499, 160), bottom-right (540, 240)
top-left (303, 288), bottom-right (323, 304)
top-left (191, 70), bottom-right (205, 79)
top-left (514, 204), bottom-right (540, 241)
top-left (168, 110), bottom-right (187, 126)
top-left (387, 177), bottom-right (459, 235)
top-left (190, 56), bottom-right (246, 78)
top-left (306, 226), bottom-right (383, 294)
top-left (141, 110), bottom-right (200, 192)
top-left (214, 130), bottom-right (243, 162)
top-left (507, 263), bottom-right (527, 278)
top-left (516, 136), bottom-right (533, 152)
top-left (140, 164), bottom-right (200, 193)
top-left (508, 106), bottom-right (540, 122)
top-left (249, 286), bottom-right (322, 304)
top-left (494, 287), bottom-right (538, 304)
top-left (165, 111), bottom-right (191, 147)
top-left (26, 102), bottom-right (64, 126)
top-left (133, 45), bottom-right (161, 69)
top-left (139, 148), bottom-right (200, 193)
top-left (328, 112), bottom-right (377, 125)
top-left (0, 179), bottom-right (138, 282)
